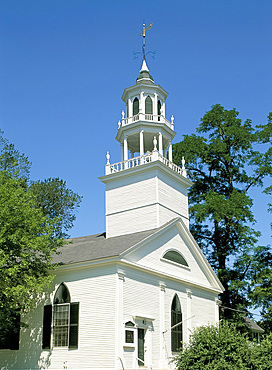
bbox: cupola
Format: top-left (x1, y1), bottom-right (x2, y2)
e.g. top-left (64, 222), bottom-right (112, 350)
top-left (99, 35), bottom-right (192, 239)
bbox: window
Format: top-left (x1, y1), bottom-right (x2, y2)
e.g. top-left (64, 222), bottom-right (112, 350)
top-left (163, 250), bottom-right (188, 267)
top-left (133, 97), bottom-right (139, 116)
top-left (171, 294), bottom-right (182, 352)
top-left (125, 321), bottom-right (135, 345)
top-left (145, 96), bottom-right (153, 115)
top-left (42, 283), bottom-right (79, 349)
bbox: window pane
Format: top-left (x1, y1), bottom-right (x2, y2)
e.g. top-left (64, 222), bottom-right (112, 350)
top-left (53, 304), bottom-right (69, 347)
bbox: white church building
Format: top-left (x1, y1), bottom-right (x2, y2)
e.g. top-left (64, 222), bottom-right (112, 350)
top-left (0, 59), bottom-right (224, 370)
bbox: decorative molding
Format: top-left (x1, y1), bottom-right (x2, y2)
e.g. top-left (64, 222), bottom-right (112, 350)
top-left (186, 289), bottom-right (192, 298)
top-left (117, 271), bottom-right (126, 281)
top-left (159, 282), bottom-right (166, 291)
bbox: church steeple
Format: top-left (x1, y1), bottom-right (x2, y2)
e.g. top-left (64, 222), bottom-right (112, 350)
top-left (136, 59), bottom-right (154, 83)
top-left (99, 27), bottom-right (192, 239)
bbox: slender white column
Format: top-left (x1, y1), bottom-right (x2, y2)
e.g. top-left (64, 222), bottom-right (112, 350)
top-left (169, 141), bottom-right (173, 162)
top-left (121, 143), bottom-right (124, 162)
top-left (124, 137), bottom-right (128, 160)
top-left (159, 132), bottom-right (163, 155)
top-left (140, 130), bottom-right (144, 156)
top-left (124, 136), bottom-right (128, 169)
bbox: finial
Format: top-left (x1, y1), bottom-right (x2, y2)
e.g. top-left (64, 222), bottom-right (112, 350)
top-left (153, 136), bottom-right (158, 151)
top-left (182, 156), bottom-right (187, 178)
top-left (106, 151), bottom-right (110, 165)
top-left (140, 22), bottom-right (153, 61)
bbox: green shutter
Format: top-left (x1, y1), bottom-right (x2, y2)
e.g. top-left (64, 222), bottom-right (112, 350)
top-left (42, 305), bottom-right (52, 349)
top-left (69, 302), bottom-right (79, 348)
top-left (133, 98), bottom-right (139, 115)
top-left (10, 314), bottom-right (20, 350)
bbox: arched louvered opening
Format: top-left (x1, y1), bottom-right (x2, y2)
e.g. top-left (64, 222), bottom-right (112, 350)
top-left (158, 100), bottom-right (162, 121)
top-left (163, 250), bottom-right (189, 267)
top-left (145, 96), bottom-right (153, 115)
top-left (133, 97), bottom-right (139, 116)
top-left (53, 283), bottom-right (70, 304)
top-left (171, 294), bottom-right (182, 352)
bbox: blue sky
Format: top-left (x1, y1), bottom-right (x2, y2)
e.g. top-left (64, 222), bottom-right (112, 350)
top-left (0, 0), bottom-right (271, 246)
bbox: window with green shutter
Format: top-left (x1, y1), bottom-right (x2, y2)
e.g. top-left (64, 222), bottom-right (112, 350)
top-left (42, 283), bottom-right (79, 349)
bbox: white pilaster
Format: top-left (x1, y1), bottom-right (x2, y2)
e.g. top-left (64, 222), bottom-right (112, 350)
top-left (159, 282), bottom-right (167, 368)
top-left (115, 271), bottom-right (125, 370)
top-left (215, 298), bottom-right (221, 323)
top-left (186, 289), bottom-right (192, 343)
top-left (154, 92), bottom-right (157, 116)
top-left (140, 91), bottom-right (144, 114)
top-left (159, 132), bottom-right (163, 155)
top-left (128, 97), bottom-right (132, 118)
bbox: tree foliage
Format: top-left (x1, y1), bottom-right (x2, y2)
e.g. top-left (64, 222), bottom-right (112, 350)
top-left (173, 105), bottom-right (272, 318)
top-left (0, 130), bottom-right (82, 336)
top-left (0, 130), bottom-right (31, 180)
top-left (30, 178), bottom-right (82, 238)
top-left (0, 171), bottom-right (64, 337)
top-left (174, 321), bottom-right (272, 370)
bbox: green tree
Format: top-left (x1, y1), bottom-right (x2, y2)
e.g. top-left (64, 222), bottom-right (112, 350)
top-left (30, 178), bottom-right (82, 238)
top-left (0, 130), bottom-right (31, 180)
top-left (174, 321), bottom-right (271, 370)
top-left (173, 105), bottom-right (272, 315)
top-left (0, 171), bottom-right (64, 339)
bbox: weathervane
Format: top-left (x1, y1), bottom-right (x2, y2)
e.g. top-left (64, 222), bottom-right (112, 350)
top-left (134, 22), bottom-right (155, 61)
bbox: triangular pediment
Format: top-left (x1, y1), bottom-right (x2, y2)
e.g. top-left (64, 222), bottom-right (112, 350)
top-left (120, 218), bottom-right (224, 293)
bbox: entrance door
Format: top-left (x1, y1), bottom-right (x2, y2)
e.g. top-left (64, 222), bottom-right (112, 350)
top-left (138, 328), bottom-right (145, 366)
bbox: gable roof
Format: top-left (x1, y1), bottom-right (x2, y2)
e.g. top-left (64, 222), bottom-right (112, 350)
top-left (52, 225), bottom-right (167, 266)
top-left (53, 218), bottom-right (224, 293)
top-left (53, 218), bottom-right (179, 266)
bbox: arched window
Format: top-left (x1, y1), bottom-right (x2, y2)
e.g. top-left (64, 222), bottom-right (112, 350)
top-left (133, 97), bottom-right (139, 116)
top-left (163, 250), bottom-right (189, 267)
top-left (145, 96), bottom-right (153, 115)
top-left (42, 283), bottom-right (79, 349)
top-left (171, 294), bottom-right (182, 352)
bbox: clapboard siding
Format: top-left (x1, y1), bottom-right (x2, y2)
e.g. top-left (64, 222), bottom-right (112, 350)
top-left (157, 174), bottom-right (188, 221)
top-left (123, 268), bottom-right (162, 369)
top-left (104, 165), bottom-right (191, 238)
top-left (124, 226), bottom-right (212, 288)
top-left (0, 265), bottom-right (117, 370)
top-left (106, 175), bottom-right (157, 215)
top-left (107, 204), bottom-right (158, 237)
